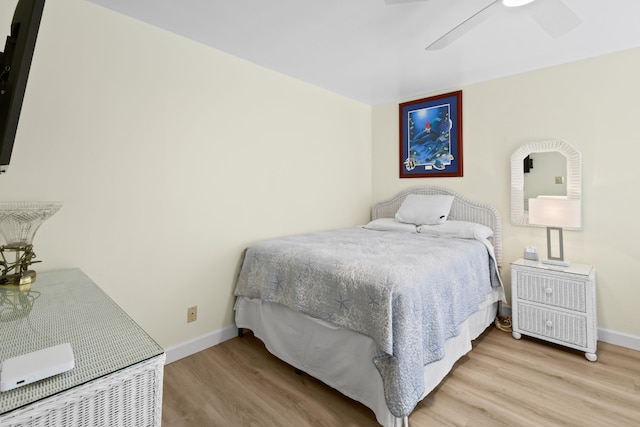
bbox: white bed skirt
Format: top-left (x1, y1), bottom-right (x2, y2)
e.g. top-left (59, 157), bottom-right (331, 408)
top-left (235, 289), bottom-right (501, 427)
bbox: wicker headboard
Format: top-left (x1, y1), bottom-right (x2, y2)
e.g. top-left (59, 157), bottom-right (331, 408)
top-left (371, 186), bottom-right (503, 267)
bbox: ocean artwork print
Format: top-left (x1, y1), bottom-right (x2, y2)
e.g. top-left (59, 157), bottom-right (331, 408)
top-left (399, 91), bottom-right (463, 178)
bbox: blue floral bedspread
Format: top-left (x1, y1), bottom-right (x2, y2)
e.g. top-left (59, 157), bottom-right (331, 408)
top-left (234, 227), bottom-right (503, 417)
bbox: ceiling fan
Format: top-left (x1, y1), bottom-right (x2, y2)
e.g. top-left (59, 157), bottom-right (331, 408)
top-left (385, 0), bottom-right (582, 51)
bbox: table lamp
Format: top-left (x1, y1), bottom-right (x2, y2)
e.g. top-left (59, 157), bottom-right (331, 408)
top-left (528, 196), bottom-right (580, 267)
top-left (0, 201), bottom-right (62, 285)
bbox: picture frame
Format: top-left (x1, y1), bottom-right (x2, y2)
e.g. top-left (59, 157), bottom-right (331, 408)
top-left (399, 90), bottom-right (463, 178)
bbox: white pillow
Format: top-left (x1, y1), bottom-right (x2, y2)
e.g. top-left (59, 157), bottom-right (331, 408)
top-left (363, 218), bottom-right (418, 233)
top-left (417, 220), bottom-right (493, 240)
top-left (394, 194), bottom-right (454, 225)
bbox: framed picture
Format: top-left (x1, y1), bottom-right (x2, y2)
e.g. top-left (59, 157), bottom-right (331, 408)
top-left (399, 90), bottom-right (463, 178)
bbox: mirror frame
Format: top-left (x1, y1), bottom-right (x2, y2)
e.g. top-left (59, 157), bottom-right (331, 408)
top-left (511, 140), bottom-right (582, 229)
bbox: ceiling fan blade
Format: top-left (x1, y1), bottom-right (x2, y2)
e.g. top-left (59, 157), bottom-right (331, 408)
top-left (527, 0), bottom-right (581, 38)
top-left (426, 1), bottom-right (499, 51)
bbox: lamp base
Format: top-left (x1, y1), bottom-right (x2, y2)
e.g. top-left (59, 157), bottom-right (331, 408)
top-left (541, 259), bottom-right (570, 268)
top-left (1, 244), bottom-right (39, 286)
top-left (0, 270), bottom-right (37, 286)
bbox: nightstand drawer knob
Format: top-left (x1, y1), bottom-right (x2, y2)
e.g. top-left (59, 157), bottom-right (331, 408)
top-left (545, 287), bottom-right (553, 295)
top-left (546, 320), bottom-right (553, 328)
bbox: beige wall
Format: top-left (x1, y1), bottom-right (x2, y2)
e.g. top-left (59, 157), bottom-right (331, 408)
top-left (2, 0), bottom-right (638, 351)
top-left (0, 0), bottom-right (372, 349)
top-left (373, 48), bottom-right (640, 337)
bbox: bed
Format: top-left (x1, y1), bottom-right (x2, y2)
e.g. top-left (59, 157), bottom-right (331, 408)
top-left (234, 186), bottom-right (504, 426)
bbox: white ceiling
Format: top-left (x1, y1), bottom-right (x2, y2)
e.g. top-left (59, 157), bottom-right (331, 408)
top-left (86, 0), bottom-right (640, 105)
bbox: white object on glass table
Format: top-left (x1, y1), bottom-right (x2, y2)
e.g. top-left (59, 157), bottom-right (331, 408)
top-left (0, 343), bottom-right (74, 392)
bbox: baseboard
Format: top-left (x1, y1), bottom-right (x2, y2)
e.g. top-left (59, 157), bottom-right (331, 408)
top-left (164, 324), bottom-right (238, 364)
top-left (598, 328), bottom-right (640, 352)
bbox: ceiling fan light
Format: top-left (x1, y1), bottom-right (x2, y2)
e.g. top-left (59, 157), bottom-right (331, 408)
top-left (502, 0), bottom-right (535, 7)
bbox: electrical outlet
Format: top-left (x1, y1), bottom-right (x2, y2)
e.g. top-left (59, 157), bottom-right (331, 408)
top-left (187, 306), bottom-right (197, 323)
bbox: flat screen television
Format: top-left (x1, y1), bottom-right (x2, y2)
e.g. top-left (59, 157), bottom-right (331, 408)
top-left (0, 0), bottom-right (45, 174)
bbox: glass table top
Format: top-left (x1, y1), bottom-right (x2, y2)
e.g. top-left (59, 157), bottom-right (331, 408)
top-left (0, 268), bottom-right (164, 415)
top-left (511, 258), bottom-right (593, 277)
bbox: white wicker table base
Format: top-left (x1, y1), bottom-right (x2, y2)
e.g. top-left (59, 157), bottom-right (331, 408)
top-left (0, 354), bottom-right (164, 427)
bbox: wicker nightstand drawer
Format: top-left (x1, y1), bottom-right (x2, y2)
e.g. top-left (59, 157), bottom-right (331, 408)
top-left (515, 270), bottom-right (586, 312)
top-left (516, 303), bottom-right (587, 347)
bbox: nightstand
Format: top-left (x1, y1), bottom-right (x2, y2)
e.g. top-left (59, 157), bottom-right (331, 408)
top-left (511, 258), bottom-right (597, 362)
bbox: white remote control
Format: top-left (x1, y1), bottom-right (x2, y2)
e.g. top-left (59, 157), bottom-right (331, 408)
top-left (0, 343), bottom-right (75, 392)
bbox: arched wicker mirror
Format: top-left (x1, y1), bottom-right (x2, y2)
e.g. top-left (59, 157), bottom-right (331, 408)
top-left (511, 140), bottom-right (582, 229)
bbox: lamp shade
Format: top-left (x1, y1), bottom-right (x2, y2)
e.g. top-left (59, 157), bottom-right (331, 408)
top-left (528, 197), bottom-right (581, 228)
top-left (0, 201), bottom-right (63, 246)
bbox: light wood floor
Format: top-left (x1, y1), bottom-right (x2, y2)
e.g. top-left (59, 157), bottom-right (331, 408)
top-left (162, 327), bottom-right (640, 426)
